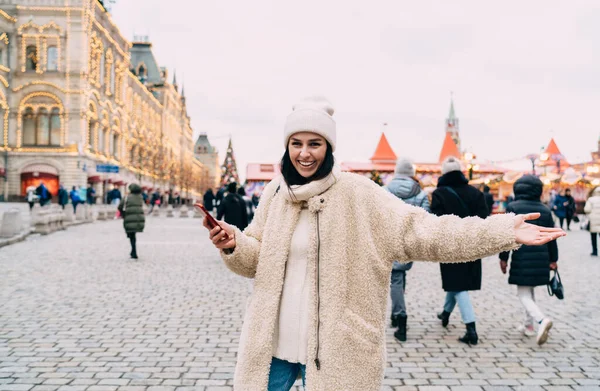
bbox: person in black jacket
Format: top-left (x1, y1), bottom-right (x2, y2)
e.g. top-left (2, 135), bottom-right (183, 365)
top-left (217, 182), bottom-right (248, 230)
top-left (203, 189), bottom-right (216, 215)
top-left (431, 157), bottom-right (490, 346)
top-left (499, 175), bottom-right (557, 346)
top-left (483, 185), bottom-right (494, 215)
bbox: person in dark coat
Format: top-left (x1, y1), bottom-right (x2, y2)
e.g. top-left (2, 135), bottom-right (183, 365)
top-left (86, 186), bottom-right (96, 205)
top-left (203, 189), bottom-right (216, 214)
top-left (563, 188), bottom-right (576, 230)
top-left (483, 185), bottom-right (494, 215)
top-left (217, 182), bottom-right (248, 230)
top-left (431, 157), bottom-right (490, 345)
top-left (57, 185), bottom-right (69, 209)
top-left (36, 181), bottom-right (51, 206)
top-left (215, 187), bottom-right (225, 208)
top-left (118, 183), bottom-right (146, 259)
top-left (499, 175), bottom-right (557, 345)
top-left (552, 190), bottom-right (569, 229)
top-left (69, 186), bottom-right (81, 213)
top-left (237, 187), bottom-right (255, 224)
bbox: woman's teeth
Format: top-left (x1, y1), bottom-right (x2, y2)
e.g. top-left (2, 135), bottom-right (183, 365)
top-left (299, 161), bottom-right (315, 167)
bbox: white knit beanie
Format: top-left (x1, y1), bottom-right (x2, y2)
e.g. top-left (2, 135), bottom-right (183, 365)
top-left (441, 156), bottom-right (462, 175)
top-left (395, 158), bottom-right (415, 177)
top-left (283, 96), bottom-right (336, 151)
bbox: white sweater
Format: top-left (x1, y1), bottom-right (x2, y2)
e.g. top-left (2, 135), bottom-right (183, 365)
top-left (272, 208), bottom-right (310, 364)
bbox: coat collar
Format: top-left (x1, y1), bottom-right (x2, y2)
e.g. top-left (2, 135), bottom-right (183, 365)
top-left (280, 166), bottom-right (341, 203)
top-left (437, 170), bottom-right (468, 187)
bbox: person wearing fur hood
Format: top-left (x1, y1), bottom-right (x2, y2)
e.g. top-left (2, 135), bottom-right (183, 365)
top-left (203, 96), bottom-right (565, 391)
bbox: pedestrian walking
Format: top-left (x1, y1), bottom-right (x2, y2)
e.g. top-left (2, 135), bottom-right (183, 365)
top-left (499, 175), bottom-right (558, 345)
top-left (57, 184), bottom-right (69, 210)
top-left (217, 182), bottom-right (248, 230)
top-left (86, 186), bottom-right (96, 205)
top-left (483, 185), bottom-right (494, 215)
top-left (149, 190), bottom-right (161, 213)
top-left (108, 186), bottom-right (122, 206)
top-left (202, 96), bottom-right (565, 391)
top-left (215, 187), bottom-right (225, 209)
top-left (252, 192), bottom-right (260, 208)
top-left (203, 188), bottom-right (216, 216)
top-left (117, 184), bottom-right (145, 259)
top-left (237, 187), bottom-right (255, 224)
top-left (35, 181), bottom-right (51, 206)
top-left (553, 190), bottom-right (570, 229)
top-left (563, 188), bottom-right (576, 230)
top-left (431, 156), bottom-right (491, 346)
top-left (385, 158), bottom-right (430, 342)
top-left (25, 186), bottom-right (37, 210)
top-left (584, 186), bottom-right (600, 256)
top-left (69, 186), bottom-right (81, 213)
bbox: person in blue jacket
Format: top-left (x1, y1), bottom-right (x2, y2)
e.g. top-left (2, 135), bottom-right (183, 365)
top-left (385, 158), bottom-right (430, 342)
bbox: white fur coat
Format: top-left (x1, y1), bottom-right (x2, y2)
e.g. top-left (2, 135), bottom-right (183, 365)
top-left (221, 172), bottom-right (519, 391)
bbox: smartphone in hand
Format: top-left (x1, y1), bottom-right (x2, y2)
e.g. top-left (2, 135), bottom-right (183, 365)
top-left (193, 203), bottom-right (229, 239)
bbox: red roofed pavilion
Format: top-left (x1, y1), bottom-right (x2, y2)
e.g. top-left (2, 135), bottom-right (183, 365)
top-left (541, 137), bottom-right (569, 170)
top-left (370, 133), bottom-right (397, 163)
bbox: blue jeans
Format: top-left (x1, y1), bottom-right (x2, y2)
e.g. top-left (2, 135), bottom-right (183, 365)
top-left (268, 357), bottom-right (306, 391)
top-left (444, 291), bottom-right (476, 324)
top-left (390, 270), bottom-right (407, 316)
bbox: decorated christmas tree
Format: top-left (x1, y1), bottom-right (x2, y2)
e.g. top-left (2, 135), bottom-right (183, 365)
top-left (370, 170), bottom-right (384, 186)
top-left (220, 138), bottom-right (240, 186)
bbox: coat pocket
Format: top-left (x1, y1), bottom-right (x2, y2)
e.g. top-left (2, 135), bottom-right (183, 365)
top-left (339, 308), bottom-right (381, 352)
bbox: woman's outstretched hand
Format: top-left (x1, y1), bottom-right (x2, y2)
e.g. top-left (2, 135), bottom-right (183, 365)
top-left (203, 218), bottom-right (236, 250)
top-left (514, 213), bottom-right (566, 245)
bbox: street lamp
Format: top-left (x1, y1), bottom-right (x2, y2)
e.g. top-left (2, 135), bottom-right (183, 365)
top-left (464, 152), bottom-right (475, 180)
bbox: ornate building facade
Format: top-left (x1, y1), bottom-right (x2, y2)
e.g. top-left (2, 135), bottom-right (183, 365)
top-left (0, 0), bottom-right (209, 201)
top-left (193, 132), bottom-right (220, 190)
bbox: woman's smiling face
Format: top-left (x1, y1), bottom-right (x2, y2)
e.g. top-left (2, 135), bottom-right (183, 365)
top-left (288, 132), bottom-right (327, 178)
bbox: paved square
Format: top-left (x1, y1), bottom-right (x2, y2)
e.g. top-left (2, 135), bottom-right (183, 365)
top-left (1, 218), bottom-right (598, 390)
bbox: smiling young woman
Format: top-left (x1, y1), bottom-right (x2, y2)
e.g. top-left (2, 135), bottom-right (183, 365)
top-left (203, 96), bottom-right (566, 391)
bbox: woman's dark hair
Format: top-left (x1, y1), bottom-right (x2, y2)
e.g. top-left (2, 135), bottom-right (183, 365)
top-left (237, 187), bottom-right (246, 196)
top-left (280, 141), bottom-right (335, 187)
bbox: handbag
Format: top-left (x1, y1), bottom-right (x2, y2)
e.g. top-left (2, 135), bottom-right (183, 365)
top-left (573, 215), bottom-right (580, 223)
top-left (547, 270), bottom-right (564, 300)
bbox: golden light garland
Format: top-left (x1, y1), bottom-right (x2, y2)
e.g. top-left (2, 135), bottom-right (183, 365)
top-left (0, 9), bottom-right (16, 23)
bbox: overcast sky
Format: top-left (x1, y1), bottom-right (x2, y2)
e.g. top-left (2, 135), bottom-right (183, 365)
top-left (111, 0), bottom-right (599, 181)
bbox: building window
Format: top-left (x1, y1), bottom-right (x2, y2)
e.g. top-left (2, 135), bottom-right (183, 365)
top-left (112, 134), bottom-right (119, 159)
top-left (26, 45), bottom-right (37, 71)
top-left (22, 108), bottom-right (35, 145)
top-left (47, 46), bottom-right (58, 71)
top-left (36, 108), bottom-right (50, 145)
top-left (98, 127), bottom-right (106, 154)
top-left (50, 108), bottom-right (61, 145)
top-left (88, 120), bottom-right (95, 148)
top-left (99, 51), bottom-right (105, 85)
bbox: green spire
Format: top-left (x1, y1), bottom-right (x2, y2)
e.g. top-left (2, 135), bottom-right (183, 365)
top-left (448, 95), bottom-right (456, 121)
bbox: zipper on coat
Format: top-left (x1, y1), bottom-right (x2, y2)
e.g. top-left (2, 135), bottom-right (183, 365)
top-left (314, 211), bottom-right (321, 371)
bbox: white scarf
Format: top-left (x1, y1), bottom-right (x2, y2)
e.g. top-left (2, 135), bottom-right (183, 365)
top-left (280, 166), bottom-right (342, 203)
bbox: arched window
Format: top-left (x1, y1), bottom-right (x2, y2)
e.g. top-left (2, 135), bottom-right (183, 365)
top-left (26, 45), bottom-right (37, 71)
top-left (22, 108), bottom-right (35, 145)
top-left (110, 62), bottom-right (115, 94)
top-left (112, 134), bottom-right (119, 159)
top-left (98, 127), bottom-right (107, 154)
top-left (99, 51), bottom-right (105, 85)
top-left (50, 108), bottom-right (60, 145)
top-left (88, 119), bottom-right (95, 148)
top-left (36, 108), bottom-right (50, 145)
top-left (47, 46), bottom-right (58, 71)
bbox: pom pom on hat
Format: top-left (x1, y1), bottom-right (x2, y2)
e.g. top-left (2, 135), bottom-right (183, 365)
top-left (441, 156), bottom-right (462, 175)
top-left (284, 96), bottom-right (337, 151)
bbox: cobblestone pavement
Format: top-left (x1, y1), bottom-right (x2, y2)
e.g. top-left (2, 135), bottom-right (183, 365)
top-left (1, 217), bottom-right (599, 391)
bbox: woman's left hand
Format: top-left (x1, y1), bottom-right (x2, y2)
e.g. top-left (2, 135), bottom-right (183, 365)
top-left (514, 213), bottom-right (566, 245)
